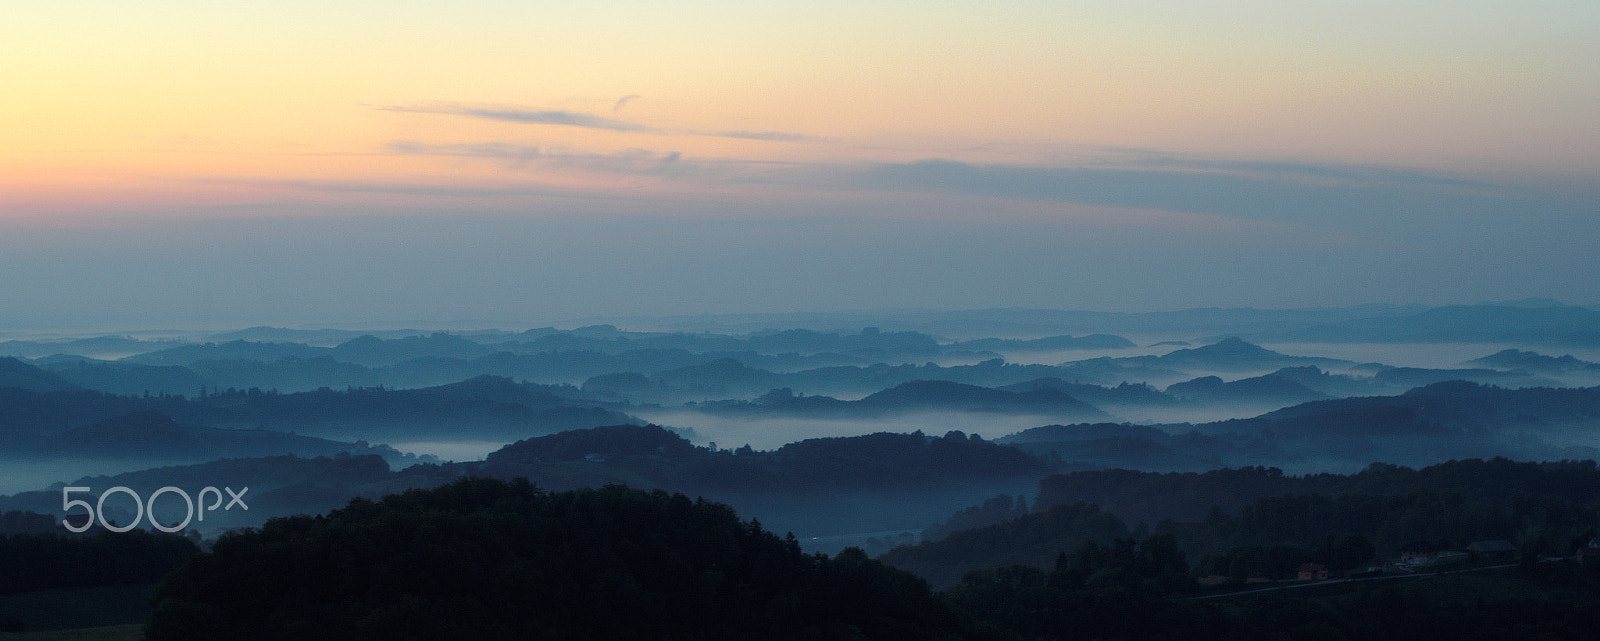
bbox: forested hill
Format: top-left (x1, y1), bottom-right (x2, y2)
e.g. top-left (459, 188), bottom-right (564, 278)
top-left (0, 375), bottom-right (639, 449)
top-left (998, 381), bottom-right (1600, 472)
top-left (484, 424), bottom-right (1053, 492)
top-left (691, 379), bottom-right (1109, 420)
top-left (0, 453), bottom-right (455, 531)
top-left (1260, 380), bottom-right (1600, 424)
top-left (143, 478), bottom-right (985, 640)
top-left (0, 357), bottom-right (78, 393)
top-left (884, 458), bottom-right (1600, 590)
top-left (5, 425), bottom-right (1055, 537)
top-left (1032, 457), bottom-right (1600, 525)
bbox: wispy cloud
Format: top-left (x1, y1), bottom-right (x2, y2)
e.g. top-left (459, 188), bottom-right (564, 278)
top-left (192, 176), bottom-right (571, 199)
top-left (697, 130), bottom-right (830, 142)
top-left (389, 141), bottom-right (542, 161)
top-left (612, 94), bottom-right (641, 112)
top-left (390, 140), bottom-right (694, 176)
top-left (376, 102), bottom-right (829, 143)
top-left (842, 157), bottom-right (1587, 236)
top-left (377, 103), bottom-right (657, 133)
top-left (384, 126), bottom-right (1579, 241)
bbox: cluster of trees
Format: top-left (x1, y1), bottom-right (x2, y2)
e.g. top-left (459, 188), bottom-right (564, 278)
top-left (921, 494), bottom-right (1030, 542)
top-left (946, 555), bottom-right (1600, 640)
top-left (20, 465), bottom-right (1600, 640)
top-left (1189, 534), bottom-right (1376, 581)
top-left (19, 326), bottom-right (1057, 398)
top-left (0, 528), bottom-right (198, 594)
top-left (942, 535), bottom-right (1198, 640)
top-left (1176, 489), bottom-right (1591, 567)
top-left (485, 425), bottom-right (1052, 492)
top-left (1033, 458), bottom-right (1600, 525)
top-left (0, 509), bottom-right (55, 534)
top-left (0, 453), bottom-right (439, 532)
top-left (909, 480), bottom-right (1600, 639)
top-left (0, 373), bottom-right (637, 452)
top-left (144, 477), bottom-right (994, 640)
top-left (886, 458), bottom-right (1600, 589)
top-left (1001, 382), bottom-right (1600, 472)
top-left (699, 380), bottom-right (1108, 420)
top-left (880, 503), bottom-right (1132, 588)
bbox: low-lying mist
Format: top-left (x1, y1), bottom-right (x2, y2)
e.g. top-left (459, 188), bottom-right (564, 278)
top-left (387, 440), bottom-right (508, 463)
top-left (1256, 341), bottom-right (1600, 369)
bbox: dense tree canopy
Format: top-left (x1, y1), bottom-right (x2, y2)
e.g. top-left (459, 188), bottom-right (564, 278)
top-left (145, 477), bottom-right (988, 641)
top-left (0, 527), bottom-right (198, 594)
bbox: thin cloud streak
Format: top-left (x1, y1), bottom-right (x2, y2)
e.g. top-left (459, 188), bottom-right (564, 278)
top-left (376, 102), bottom-right (828, 143)
top-left (381, 134), bottom-right (1597, 245)
top-left (389, 141), bottom-right (543, 162)
top-left (377, 103), bottom-right (657, 133)
top-left (612, 94), bottom-right (641, 112)
top-left (695, 130), bottom-right (831, 142)
top-left (390, 140), bottom-right (693, 176)
top-left (192, 176), bottom-right (569, 199)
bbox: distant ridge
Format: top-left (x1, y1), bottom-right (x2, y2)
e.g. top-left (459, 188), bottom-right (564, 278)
top-left (55, 409), bottom-right (363, 460)
top-left (1469, 349), bottom-right (1600, 373)
top-left (697, 379), bottom-right (1109, 421)
top-left (1267, 304), bottom-right (1600, 345)
top-left (564, 304), bottom-right (1432, 339)
top-left (0, 357), bottom-right (79, 393)
top-left (1130, 337), bottom-right (1352, 371)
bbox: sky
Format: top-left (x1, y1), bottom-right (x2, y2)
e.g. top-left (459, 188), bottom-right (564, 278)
top-left (4, 1), bottom-right (1598, 330)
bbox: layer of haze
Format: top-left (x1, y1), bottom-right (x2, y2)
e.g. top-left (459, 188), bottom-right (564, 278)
top-left (4, 1), bottom-right (1598, 329)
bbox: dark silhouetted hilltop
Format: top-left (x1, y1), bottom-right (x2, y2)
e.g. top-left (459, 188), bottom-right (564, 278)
top-left (696, 379), bottom-right (1108, 421)
top-left (1469, 348), bottom-right (1600, 373)
top-left (652, 357), bottom-right (786, 396)
top-left (951, 334), bottom-right (1136, 351)
top-left (484, 424), bottom-right (1052, 494)
top-left (0, 357), bottom-right (78, 393)
top-left (143, 478), bottom-right (975, 640)
top-left (1164, 372), bottom-right (1330, 405)
top-left (1148, 337), bottom-right (1350, 370)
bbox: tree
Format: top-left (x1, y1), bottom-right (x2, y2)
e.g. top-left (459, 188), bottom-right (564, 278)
top-left (145, 478), bottom-right (981, 640)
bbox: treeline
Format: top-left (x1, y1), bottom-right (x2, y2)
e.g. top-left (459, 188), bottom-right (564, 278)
top-left (0, 510), bottom-right (55, 535)
top-left (943, 535), bottom-right (1198, 641)
top-left (16, 327), bottom-right (995, 397)
top-left (1176, 489), bottom-right (1590, 569)
top-left (921, 494), bottom-right (1030, 542)
top-left (942, 544), bottom-right (1600, 640)
top-left (1, 426), bottom-right (1052, 539)
top-left (885, 458), bottom-right (1600, 588)
top-left (144, 478), bottom-right (997, 641)
top-left (134, 474), bottom-right (1600, 640)
top-left (484, 425), bottom-right (1053, 492)
top-left (0, 375), bottom-right (637, 450)
top-left (0, 528), bottom-right (198, 594)
top-left (880, 503), bottom-right (1132, 588)
top-left (1033, 457), bottom-right (1600, 524)
top-left (999, 382), bottom-right (1600, 473)
top-left (694, 380), bottom-right (1108, 420)
top-left (0, 453), bottom-right (450, 531)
